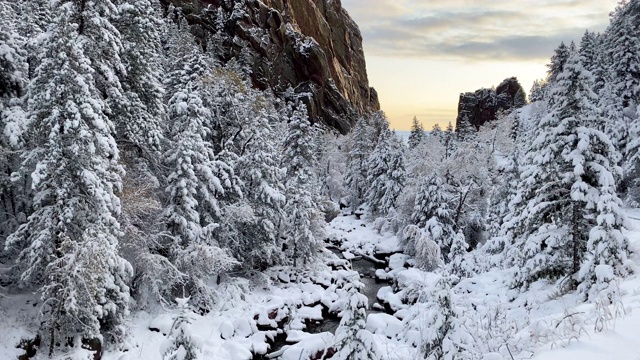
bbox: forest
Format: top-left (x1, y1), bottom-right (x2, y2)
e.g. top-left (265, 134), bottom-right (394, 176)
top-left (1, 0), bottom-right (640, 359)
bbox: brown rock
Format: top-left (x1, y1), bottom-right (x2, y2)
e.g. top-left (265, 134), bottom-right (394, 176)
top-left (160, 0), bottom-right (380, 133)
top-left (456, 77), bottom-right (526, 132)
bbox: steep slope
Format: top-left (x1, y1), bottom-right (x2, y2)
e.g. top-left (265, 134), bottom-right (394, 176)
top-left (161, 0), bottom-right (380, 133)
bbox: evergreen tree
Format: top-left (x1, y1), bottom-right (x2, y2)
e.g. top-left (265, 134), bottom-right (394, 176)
top-left (408, 116), bottom-right (425, 149)
top-left (421, 276), bottom-right (474, 360)
top-left (116, 0), bottom-right (166, 154)
top-left (448, 231), bottom-right (474, 280)
top-left (546, 42), bottom-right (571, 83)
top-left (431, 123), bottom-right (444, 143)
top-left (443, 121), bottom-right (456, 159)
top-left (333, 278), bottom-right (381, 360)
top-left (411, 176), bottom-right (455, 256)
top-left (400, 225), bottom-right (442, 271)
top-left (485, 150), bottom-right (519, 244)
top-left (412, 175), bottom-right (453, 228)
top-left (6, 2), bottom-right (132, 352)
top-left (76, 0), bottom-right (129, 132)
top-left (207, 69), bottom-right (287, 270)
top-left (507, 53), bottom-right (630, 291)
top-left (0, 24), bottom-right (28, 242)
top-left (161, 298), bottom-right (203, 360)
top-left (12, 0), bottom-right (51, 80)
top-left (365, 130), bottom-right (406, 216)
top-left (282, 106), bottom-right (325, 267)
top-left (580, 31), bottom-right (600, 77)
top-left (345, 118), bottom-right (373, 208)
top-left (163, 78), bottom-right (239, 310)
top-left (0, 28), bottom-right (26, 100)
top-left (605, 2), bottom-right (640, 179)
top-left (529, 79), bottom-right (545, 103)
top-left (486, 114), bottom-right (521, 241)
top-left (455, 114), bottom-right (476, 140)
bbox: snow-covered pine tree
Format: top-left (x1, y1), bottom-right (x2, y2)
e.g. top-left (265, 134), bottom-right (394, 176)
top-left (421, 276), bottom-right (474, 360)
top-left (0, 28), bottom-right (26, 100)
top-left (580, 31), bottom-right (600, 81)
top-left (345, 117), bottom-right (373, 209)
top-left (162, 20), bottom-right (210, 99)
top-left (547, 41), bottom-right (571, 83)
top-left (282, 105), bottom-right (325, 267)
top-left (400, 225), bottom-right (443, 270)
top-left (578, 180), bottom-right (633, 300)
top-left (333, 278), bottom-right (381, 360)
top-left (412, 175), bottom-right (452, 228)
top-left (9, 0), bottom-right (51, 80)
top-left (163, 76), bottom-right (239, 310)
top-left (366, 130), bottom-right (406, 217)
top-left (455, 114), bottom-right (476, 140)
top-left (367, 110), bottom-right (391, 141)
top-left (600, 79), bottom-right (629, 177)
top-left (604, 2), bottom-right (640, 182)
top-left (448, 231), bottom-right (474, 280)
top-left (0, 24), bottom-right (28, 242)
top-left (485, 116), bottom-right (521, 237)
top-left (431, 123), bottom-right (444, 143)
top-left (205, 68), bottom-right (287, 270)
top-left (115, 0), bottom-right (166, 154)
top-left (161, 297), bottom-right (203, 360)
top-left (508, 52), bottom-right (630, 292)
top-left (6, 1), bottom-right (132, 352)
top-left (408, 116), bottom-right (425, 149)
top-left (411, 175), bottom-right (455, 256)
top-left (443, 121), bottom-right (456, 159)
top-left (529, 79), bottom-right (545, 103)
top-left (75, 0), bottom-right (129, 133)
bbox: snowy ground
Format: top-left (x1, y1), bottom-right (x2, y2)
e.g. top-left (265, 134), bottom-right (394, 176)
top-left (3, 209), bottom-right (640, 359)
top-left (327, 210), bottom-right (640, 360)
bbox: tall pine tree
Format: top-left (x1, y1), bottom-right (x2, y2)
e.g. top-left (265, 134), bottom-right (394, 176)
top-left (365, 130), bottom-right (406, 217)
top-left (282, 106), bottom-right (325, 267)
top-left (6, 1), bottom-right (132, 352)
top-left (408, 116), bottom-right (425, 149)
top-left (507, 52), bottom-right (630, 292)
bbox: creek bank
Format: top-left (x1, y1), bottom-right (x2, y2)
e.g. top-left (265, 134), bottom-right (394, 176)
top-left (260, 246), bottom-right (393, 359)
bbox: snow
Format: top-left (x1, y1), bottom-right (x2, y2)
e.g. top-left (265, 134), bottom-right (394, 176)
top-left (327, 212), bottom-right (402, 258)
top-left (281, 332), bottom-right (334, 360)
top-left (365, 313), bottom-right (403, 339)
top-left (298, 305), bottom-right (323, 321)
top-left (5, 209), bottom-right (640, 360)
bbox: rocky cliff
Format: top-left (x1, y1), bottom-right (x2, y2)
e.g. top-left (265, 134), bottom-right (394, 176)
top-left (160, 0), bottom-right (380, 133)
top-left (456, 77), bottom-right (526, 132)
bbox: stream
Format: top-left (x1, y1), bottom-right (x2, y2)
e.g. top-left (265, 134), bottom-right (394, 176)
top-left (306, 249), bottom-right (389, 334)
top-left (263, 248), bottom-right (390, 359)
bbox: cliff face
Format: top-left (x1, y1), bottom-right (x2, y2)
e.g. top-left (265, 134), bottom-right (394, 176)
top-left (456, 77), bottom-right (526, 131)
top-left (161, 0), bottom-right (380, 133)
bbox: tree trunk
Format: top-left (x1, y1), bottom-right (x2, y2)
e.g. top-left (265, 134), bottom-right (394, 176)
top-left (571, 202), bottom-right (580, 288)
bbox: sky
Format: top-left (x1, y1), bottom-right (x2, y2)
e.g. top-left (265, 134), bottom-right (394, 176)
top-left (340, 0), bottom-right (619, 130)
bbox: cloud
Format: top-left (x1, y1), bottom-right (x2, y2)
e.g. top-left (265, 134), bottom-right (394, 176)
top-left (341, 0), bottom-right (617, 61)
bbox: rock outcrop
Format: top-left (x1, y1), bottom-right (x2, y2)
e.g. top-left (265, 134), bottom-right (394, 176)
top-left (456, 77), bottom-right (526, 131)
top-left (160, 0), bottom-right (380, 133)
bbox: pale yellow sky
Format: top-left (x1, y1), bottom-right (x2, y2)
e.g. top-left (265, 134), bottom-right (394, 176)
top-left (341, 0), bottom-right (619, 130)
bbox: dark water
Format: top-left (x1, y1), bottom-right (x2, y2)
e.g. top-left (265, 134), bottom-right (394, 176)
top-left (305, 255), bottom-right (387, 335)
top-left (351, 257), bottom-right (387, 314)
top-left (327, 248), bottom-right (389, 317)
top-left (263, 249), bottom-right (389, 358)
